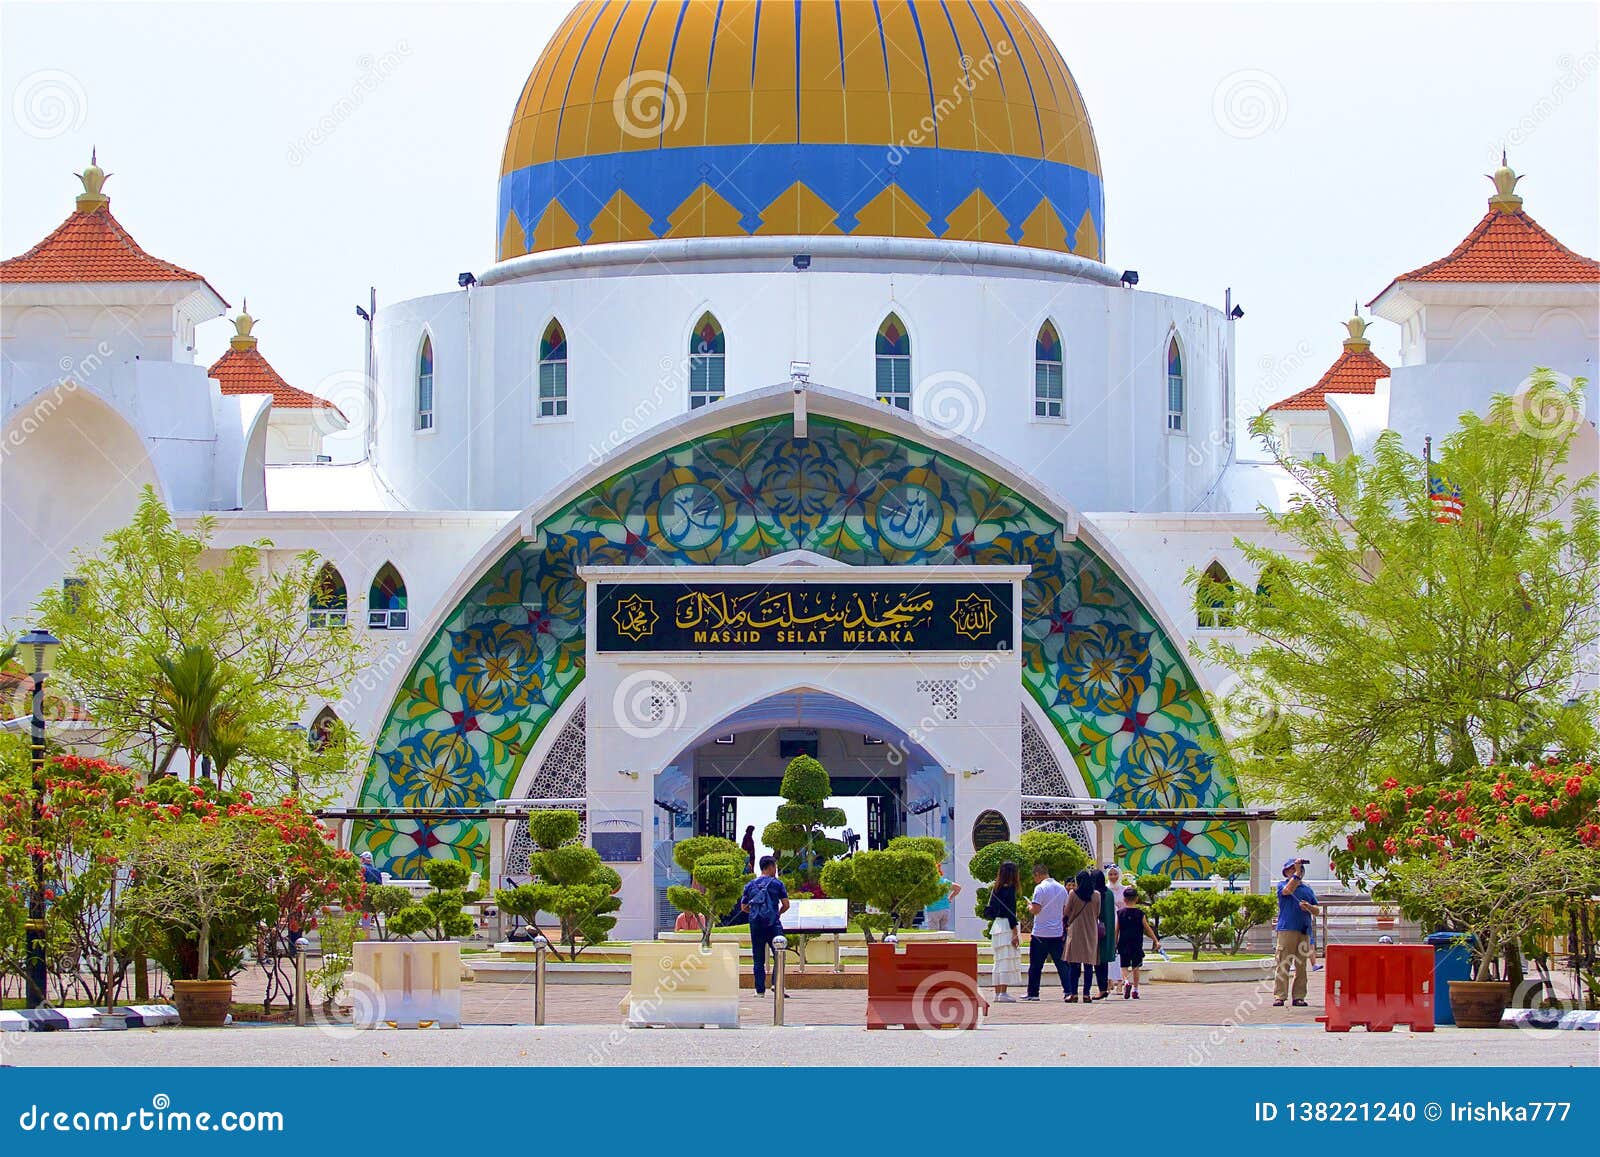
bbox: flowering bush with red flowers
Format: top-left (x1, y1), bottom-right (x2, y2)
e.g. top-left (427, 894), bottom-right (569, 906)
top-left (1330, 758), bottom-right (1600, 880)
top-left (0, 752), bottom-right (359, 1002)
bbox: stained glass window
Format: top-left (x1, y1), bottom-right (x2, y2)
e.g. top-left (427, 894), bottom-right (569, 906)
top-left (538, 320), bottom-right (568, 418)
top-left (1197, 560), bottom-right (1234, 628)
top-left (1166, 336), bottom-right (1184, 432)
top-left (309, 563), bottom-right (348, 629)
top-left (416, 335), bottom-right (434, 430)
top-left (875, 313), bottom-right (911, 410)
top-left (1034, 321), bottom-right (1063, 419)
top-left (689, 313), bottom-right (725, 408)
top-left (368, 562), bottom-right (409, 630)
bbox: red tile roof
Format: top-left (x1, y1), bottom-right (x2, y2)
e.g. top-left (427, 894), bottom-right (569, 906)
top-left (208, 344), bottom-right (345, 417)
top-left (1370, 207), bottom-right (1599, 303)
top-left (1269, 347), bottom-right (1389, 412)
top-left (0, 203), bottom-right (224, 298)
top-left (1, 667), bottom-right (93, 723)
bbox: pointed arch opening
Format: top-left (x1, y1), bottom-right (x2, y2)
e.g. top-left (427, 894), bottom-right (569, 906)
top-left (1255, 562), bottom-right (1287, 607)
top-left (368, 562), bottom-right (409, 630)
top-left (688, 313), bottom-right (725, 409)
top-left (1034, 320), bottom-right (1064, 419)
top-left (416, 333), bottom-right (435, 431)
top-left (309, 562), bottom-right (349, 628)
top-left (1196, 560), bottom-right (1236, 629)
top-left (1166, 334), bottom-right (1185, 432)
top-left (311, 705), bottom-right (341, 751)
top-left (875, 312), bottom-right (911, 410)
top-left (538, 319), bottom-right (568, 419)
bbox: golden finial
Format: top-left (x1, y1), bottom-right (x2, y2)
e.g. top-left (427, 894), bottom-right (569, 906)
top-left (229, 300), bottom-right (259, 351)
top-left (1487, 150), bottom-right (1523, 213)
top-left (74, 147), bottom-right (110, 212)
top-left (1342, 306), bottom-right (1371, 354)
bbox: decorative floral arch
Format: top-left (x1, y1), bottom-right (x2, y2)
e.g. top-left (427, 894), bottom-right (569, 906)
top-left (353, 414), bottom-right (1242, 878)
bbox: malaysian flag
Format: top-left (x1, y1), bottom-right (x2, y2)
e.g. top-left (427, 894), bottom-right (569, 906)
top-left (1425, 436), bottom-right (1463, 525)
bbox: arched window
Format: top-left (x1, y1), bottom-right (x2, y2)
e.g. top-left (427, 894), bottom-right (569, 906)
top-left (875, 313), bottom-right (911, 410)
top-left (309, 562), bottom-right (348, 629)
top-left (1165, 336), bottom-right (1185, 432)
top-left (688, 313), bottom-right (725, 408)
top-left (311, 706), bottom-right (340, 751)
top-left (368, 562), bottom-right (409, 630)
top-left (1197, 560), bottom-right (1236, 629)
top-left (538, 320), bottom-right (567, 418)
top-left (1034, 321), bottom-right (1064, 419)
top-left (416, 334), bottom-right (435, 430)
top-left (1256, 563), bottom-right (1286, 606)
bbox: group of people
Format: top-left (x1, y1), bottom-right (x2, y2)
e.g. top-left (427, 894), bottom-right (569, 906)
top-left (983, 862), bottom-right (1159, 1002)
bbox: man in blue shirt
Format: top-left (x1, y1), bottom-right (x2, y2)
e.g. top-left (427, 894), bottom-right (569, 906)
top-left (740, 856), bottom-right (790, 996)
top-left (1273, 857), bottom-right (1319, 1007)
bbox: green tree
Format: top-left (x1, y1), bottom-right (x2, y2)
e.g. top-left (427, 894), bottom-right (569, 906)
top-left (495, 811), bottom-right (620, 959)
top-left (761, 755), bottom-right (847, 888)
top-left (387, 860), bottom-right (479, 942)
top-left (967, 839), bottom-right (1029, 921)
top-left (1150, 890), bottom-right (1275, 959)
top-left (1200, 377), bottom-right (1599, 840)
top-left (151, 645), bottom-right (234, 781)
top-left (1213, 856), bottom-right (1251, 891)
top-left (1020, 830), bottom-right (1090, 885)
top-left (665, 835), bottom-right (749, 949)
top-left (822, 845), bottom-right (941, 940)
top-left (32, 488), bottom-right (366, 801)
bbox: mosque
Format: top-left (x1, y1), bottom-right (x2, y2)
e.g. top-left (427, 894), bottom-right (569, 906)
top-left (2, 0), bottom-right (1595, 938)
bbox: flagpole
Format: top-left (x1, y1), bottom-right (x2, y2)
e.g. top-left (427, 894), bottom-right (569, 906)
top-left (1423, 435), bottom-right (1436, 774)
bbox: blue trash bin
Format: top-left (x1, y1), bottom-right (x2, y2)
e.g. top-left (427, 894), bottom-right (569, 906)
top-left (1425, 932), bottom-right (1476, 1025)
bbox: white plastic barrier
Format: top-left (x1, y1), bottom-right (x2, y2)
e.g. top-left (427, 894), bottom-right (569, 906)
top-left (352, 941), bottom-right (462, 1029)
top-left (622, 942), bottom-right (740, 1028)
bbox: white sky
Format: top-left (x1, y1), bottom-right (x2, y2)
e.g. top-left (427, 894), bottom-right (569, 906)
top-left (4, 1), bottom-right (1597, 456)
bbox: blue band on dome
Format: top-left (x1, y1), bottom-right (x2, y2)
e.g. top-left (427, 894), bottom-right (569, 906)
top-left (498, 142), bottom-right (1103, 251)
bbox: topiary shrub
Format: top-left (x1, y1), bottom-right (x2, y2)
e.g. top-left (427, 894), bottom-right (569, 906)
top-left (968, 839), bottom-right (1030, 921)
top-left (1019, 830), bottom-right (1090, 886)
top-left (887, 835), bottom-right (948, 863)
top-left (1149, 890), bottom-right (1277, 959)
top-left (364, 885), bottom-right (414, 941)
top-left (1214, 856), bottom-right (1251, 892)
top-left (761, 755), bottom-right (846, 889)
top-left (388, 860), bottom-right (480, 942)
top-left (1133, 872), bottom-right (1172, 908)
top-left (823, 845), bottom-right (941, 941)
top-left (667, 836), bottom-right (749, 948)
top-left (494, 810), bottom-right (620, 960)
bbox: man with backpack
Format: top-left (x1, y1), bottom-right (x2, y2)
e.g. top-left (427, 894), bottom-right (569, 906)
top-left (740, 855), bottom-right (791, 996)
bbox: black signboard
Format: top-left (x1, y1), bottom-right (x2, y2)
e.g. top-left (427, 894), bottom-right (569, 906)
top-left (593, 831), bottom-right (643, 864)
top-left (595, 580), bottom-right (1013, 653)
top-left (971, 809), bottom-right (1011, 851)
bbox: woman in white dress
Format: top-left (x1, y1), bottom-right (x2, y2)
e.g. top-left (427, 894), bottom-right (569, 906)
top-left (984, 860), bottom-right (1023, 1001)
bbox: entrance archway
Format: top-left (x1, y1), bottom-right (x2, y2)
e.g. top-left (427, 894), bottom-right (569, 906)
top-left (352, 386), bottom-right (1243, 884)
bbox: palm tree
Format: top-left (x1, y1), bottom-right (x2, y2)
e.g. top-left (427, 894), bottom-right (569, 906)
top-left (204, 707), bottom-right (251, 791)
top-left (151, 646), bottom-right (232, 782)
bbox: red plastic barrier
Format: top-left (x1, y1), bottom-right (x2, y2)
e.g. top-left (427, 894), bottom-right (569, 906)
top-left (1317, 944), bottom-right (1435, 1032)
top-left (866, 941), bottom-right (989, 1030)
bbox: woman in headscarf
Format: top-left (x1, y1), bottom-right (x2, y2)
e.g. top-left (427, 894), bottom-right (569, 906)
top-left (1062, 869), bottom-right (1100, 1002)
top-left (984, 860), bottom-right (1022, 1002)
top-left (1092, 867), bottom-right (1117, 999)
top-left (1103, 864), bottom-right (1126, 990)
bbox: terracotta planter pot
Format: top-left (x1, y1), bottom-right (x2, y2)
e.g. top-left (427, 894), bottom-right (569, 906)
top-left (1447, 979), bottom-right (1511, 1029)
top-left (171, 979), bottom-right (234, 1027)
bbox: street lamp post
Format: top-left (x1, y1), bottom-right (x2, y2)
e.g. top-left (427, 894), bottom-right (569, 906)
top-left (20, 628), bottom-right (60, 1010)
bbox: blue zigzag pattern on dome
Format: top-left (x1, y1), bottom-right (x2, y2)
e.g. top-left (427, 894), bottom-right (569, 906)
top-left (498, 142), bottom-right (1104, 248)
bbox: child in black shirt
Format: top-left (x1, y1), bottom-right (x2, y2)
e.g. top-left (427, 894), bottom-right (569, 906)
top-left (1116, 886), bottom-right (1161, 999)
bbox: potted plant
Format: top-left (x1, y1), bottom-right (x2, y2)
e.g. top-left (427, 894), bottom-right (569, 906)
top-left (1387, 828), bottom-right (1600, 1028)
top-left (122, 816), bottom-right (277, 1026)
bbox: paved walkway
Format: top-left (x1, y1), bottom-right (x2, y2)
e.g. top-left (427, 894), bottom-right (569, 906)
top-left (9, 972), bottom-right (1596, 1067)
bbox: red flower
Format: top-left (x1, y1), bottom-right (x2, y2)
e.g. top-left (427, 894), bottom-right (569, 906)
top-left (1380, 777), bottom-right (1399, 790)
top-left (1532, 804), bottom-right (1549, 819)
top-left (1382, 837), bottom-right (1398, 856)
top-left (1566, 777), bottom-right (1583, 797)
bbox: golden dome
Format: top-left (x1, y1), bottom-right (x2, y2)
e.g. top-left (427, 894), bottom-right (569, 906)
top-left (497, 0), bottom-right (1104, 261)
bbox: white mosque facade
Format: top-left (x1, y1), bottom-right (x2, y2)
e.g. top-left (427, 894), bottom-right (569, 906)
top-left (3, 1), bottom-right (1596, 938)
